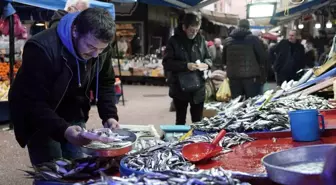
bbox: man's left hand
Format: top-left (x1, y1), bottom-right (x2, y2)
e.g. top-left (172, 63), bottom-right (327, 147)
top-left (103, 118), bottom-right (120, 130)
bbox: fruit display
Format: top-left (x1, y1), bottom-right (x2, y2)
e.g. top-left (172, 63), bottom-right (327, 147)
top-left (0, 61), bottom-right (21, 81)
top-left (0, 80), bottom-right (9, 101)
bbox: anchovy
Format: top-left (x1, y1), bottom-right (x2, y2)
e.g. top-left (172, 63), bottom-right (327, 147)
top-left (74, 169), bottom-right (250, 185)
top-left (193, 95), bottom-right (331, 132)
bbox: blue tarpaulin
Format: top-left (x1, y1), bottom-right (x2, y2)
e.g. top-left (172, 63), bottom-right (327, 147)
top-left (3, 0), bottom-right (118, 19)
top-left (270, 0), bottom-right (328, 25)
top-left (138, 0), bottom-right (203, 8)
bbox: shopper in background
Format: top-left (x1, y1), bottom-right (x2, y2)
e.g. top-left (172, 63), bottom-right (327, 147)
top-left (313, 29), bottom-right (329, 59)
top-left (303, 37), bottom-right (317, 68)
top-left (9, 8), bottom-right (119, 166)
top-left (269, 30), bottom-right (305, 86)
top-left (49, 0), bottom-right (89, 28)
top-left (222, 19), bottom-right (268, 99)
top-left (208, 38), bottom-right (223, 71)
top-left (163, 12), bottom-right (212, 125)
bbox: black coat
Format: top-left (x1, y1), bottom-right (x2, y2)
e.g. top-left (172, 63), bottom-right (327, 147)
top-left (9, 27), bottom-right (118, 148)
top-left (270, 39), bottom-right (305, 78)
top-left (162, 26), bottom-right (212, 104)
top-left (222, 28), bottom-right (268, 82)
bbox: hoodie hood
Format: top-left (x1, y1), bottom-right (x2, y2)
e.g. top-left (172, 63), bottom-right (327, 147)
top-left (49, 10), bottom-right (68, 28)
top-left (230, 28), bottom-right (252, 39)
top-left (57, 12), bottom-right (84, 62)
top-left (56, 12), bottom-right (103, 103)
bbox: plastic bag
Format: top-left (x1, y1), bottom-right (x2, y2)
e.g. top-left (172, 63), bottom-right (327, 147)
top-left (216, 78), bottom-right (231, 102)
top-left (0, 14), bottom-right (27, 39)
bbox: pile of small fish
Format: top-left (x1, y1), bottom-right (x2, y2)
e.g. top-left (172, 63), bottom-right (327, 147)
top-left (23, 157), bottom-right (121, 181)
top-left (124, 133), bottom-right (254, 172)
top-left (81, 128), bottom-right (130, 142)
top-left (131, 138), bottom-right (165, 153)
top-left (75, 169), bottom-right (250, 185)
top-left (193, 95), bottom-right (332, 132)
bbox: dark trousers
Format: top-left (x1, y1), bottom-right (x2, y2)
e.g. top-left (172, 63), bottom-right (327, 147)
top-left (27, 121), bottom-right (85, 166)
top-left (229, 78), bottom-right (263, 99)
top-left (173, 98), bottom-right (204, 125)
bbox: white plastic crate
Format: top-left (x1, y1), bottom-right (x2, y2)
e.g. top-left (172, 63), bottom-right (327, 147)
top-left (120, 124), bottom-right (161, 139)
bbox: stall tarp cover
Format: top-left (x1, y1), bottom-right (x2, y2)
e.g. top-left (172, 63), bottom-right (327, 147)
top-left (4, 0), bottom-right (116, 19)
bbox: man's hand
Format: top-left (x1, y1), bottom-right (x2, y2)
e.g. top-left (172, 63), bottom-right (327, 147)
top-left (187, 63), bottom-right (198, 71)
top-left (103, 118), bottom-right (120, 130)
top-left (64, 126), bottom-right (91, 146)
top-left (196, 63), bottom-right (209, 71)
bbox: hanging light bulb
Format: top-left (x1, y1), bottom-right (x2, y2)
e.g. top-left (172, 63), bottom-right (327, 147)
top-left (326, 21), bottom-right (333, 28)
top-left (298, 24), bottom-right (304, 29)
top-left (315, 23), bottom-right (321, 29)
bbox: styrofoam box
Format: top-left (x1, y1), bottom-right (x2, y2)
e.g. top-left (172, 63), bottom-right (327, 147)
top-left (120, 124), bottom-right (161, 139)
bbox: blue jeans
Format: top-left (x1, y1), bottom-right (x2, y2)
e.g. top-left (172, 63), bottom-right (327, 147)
top-left (27, 121), bottom-right (85, 166)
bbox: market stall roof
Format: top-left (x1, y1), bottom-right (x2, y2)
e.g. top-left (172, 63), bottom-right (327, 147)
top-left (270, 0), bottom-right (330, 25)
top-left (137, 0), bottom-right (204, 9)
top-left (3, 0), bottom-right (118, 19)
top-left (200, 9), bottom-right (239, 26)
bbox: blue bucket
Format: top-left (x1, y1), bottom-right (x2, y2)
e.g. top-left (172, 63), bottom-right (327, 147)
top-left (120, 156), bottom-right (151, 177)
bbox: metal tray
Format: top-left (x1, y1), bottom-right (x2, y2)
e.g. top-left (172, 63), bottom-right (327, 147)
top-left (262, 144), bottom-right (335, 185)
top-left (81, 129), bottom-right (137, 157)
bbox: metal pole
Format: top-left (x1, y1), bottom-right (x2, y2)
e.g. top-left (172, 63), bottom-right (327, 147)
top-left (114, 36), bottom-right (125, 106)
top-left (8, 14), bottom-right (15, 130)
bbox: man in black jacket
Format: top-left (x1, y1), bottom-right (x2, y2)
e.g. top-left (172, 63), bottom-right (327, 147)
top-left (163, 12), bottom-right (212, 125)
top-left (222, 19), bottom-right (268, 98)
top-left (270, 30), bottom-right (305, 85)
top-left (9, 8), bottom-right (119, 165)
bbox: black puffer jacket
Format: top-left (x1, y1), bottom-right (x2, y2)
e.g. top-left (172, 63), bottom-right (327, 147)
top-left (223, 28), bottom-right (268, 82)
top-left (270, 39), bottom-right (305, 77)
top-left (162, 26), bottom-right (212, 104)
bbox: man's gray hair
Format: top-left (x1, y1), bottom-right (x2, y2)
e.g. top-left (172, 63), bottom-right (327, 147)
top-left (64, 0), bottom-right (90, 11)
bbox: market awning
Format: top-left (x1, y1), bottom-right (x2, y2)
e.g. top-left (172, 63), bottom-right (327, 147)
top-left (270, 0), bottom-right (329, 25)
top-left (138, 0), bottom-right (203, 9)
top-left (200, 9), bottom-right (239, 26)
top-left (4, 0), bottom-right (118, 19)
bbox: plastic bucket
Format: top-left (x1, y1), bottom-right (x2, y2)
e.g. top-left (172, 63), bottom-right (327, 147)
top-left (119, 156), bottom-right (150, 177)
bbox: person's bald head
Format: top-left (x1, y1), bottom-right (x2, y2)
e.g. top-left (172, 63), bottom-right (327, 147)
top-left (214, 38), bottom-right (221, 48)
top-left (288, 30), bottom-right (298, 43)
top-left (65, 0), bottom-right (89, 12)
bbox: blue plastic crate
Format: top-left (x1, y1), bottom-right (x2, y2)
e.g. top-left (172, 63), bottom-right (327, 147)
top-left (120, 156), bottom-right (151, 177)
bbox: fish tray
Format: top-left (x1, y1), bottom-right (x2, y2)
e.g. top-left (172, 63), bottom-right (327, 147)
top-left (196, 128), bottom-right (336, 184)
top-left (320, 109), bottom-right (336, 128)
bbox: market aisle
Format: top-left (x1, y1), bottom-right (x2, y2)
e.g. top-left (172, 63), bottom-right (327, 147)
top-left (0, 85), bottom-right (188, 185)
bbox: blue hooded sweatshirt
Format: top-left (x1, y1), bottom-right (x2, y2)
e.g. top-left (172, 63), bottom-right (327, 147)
top-left (56, 12), bottom-right (100, 102)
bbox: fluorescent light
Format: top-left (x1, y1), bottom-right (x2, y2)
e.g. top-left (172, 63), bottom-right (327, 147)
top-left (315, 23), bottom-right (321, 29)
top-left (298, 24), bottom-right (304, 29)
top-left (248, 3), bottom-right (276, 18)
top-left (326, 21), bottom-right (332, 28)
top-left (35, 22), bottom-right (45, 26)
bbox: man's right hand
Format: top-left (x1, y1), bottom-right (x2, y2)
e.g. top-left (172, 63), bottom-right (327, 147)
top-left (64, 126), bottom-right (91, 146)
top-left (187, 63), bottom-right (198, 71)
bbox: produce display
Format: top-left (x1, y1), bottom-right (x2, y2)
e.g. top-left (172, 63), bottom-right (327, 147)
top-left (0, 80), bottom-right (9, 101)
top-left (23, 157), bottom-right (122, 181)
top-left (194, 95), bottom-right (333, 132)
top-left (112, 55), bottom-right (164, 77)
top-left (74, 169), bottom-right (250, 185)
top-left (0, 61), bottom-right (21, 81)
top-left (124, 133), bottom-right (254, 172)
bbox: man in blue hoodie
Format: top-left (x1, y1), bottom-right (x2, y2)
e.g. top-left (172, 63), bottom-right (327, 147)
top-left (9, 8), bottom-right (119, 165)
